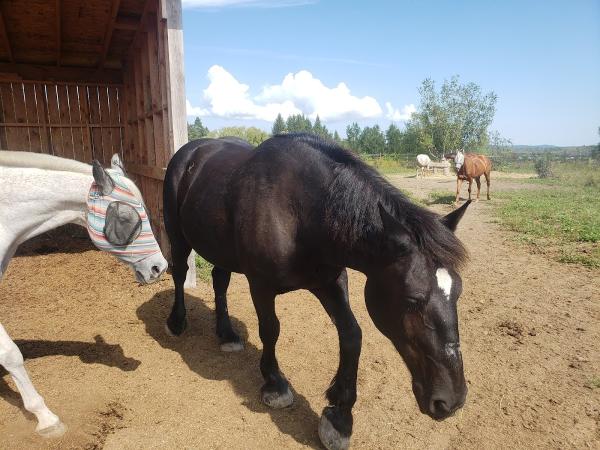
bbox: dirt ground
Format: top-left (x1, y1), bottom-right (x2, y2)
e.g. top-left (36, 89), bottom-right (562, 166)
top-left (1, 173), bottom-right (598, 449)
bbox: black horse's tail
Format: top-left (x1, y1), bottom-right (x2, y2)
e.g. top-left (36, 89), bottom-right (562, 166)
top-left (162, 140), bottom-right (206, 263)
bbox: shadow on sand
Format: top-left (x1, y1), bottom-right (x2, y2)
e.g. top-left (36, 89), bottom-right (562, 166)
top-left (0, 335), bottom-right (140, 417)
top-left (136, 288), bottom-right (321, 448)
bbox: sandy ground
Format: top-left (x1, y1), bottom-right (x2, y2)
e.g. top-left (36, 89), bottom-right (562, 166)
top-left (1, 173), bottom-right (598, 449)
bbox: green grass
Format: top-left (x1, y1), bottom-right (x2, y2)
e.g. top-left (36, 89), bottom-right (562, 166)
top-left (427, 190), bottom-right (456, 205)
top-left (361, 154), bottom-right (415, 174)
top-left (493, 162), bottom-right (600, 268)
top-left (585, 376), bottom-right (600, 390)
top-left (195, 254), bottom-right (214, 283)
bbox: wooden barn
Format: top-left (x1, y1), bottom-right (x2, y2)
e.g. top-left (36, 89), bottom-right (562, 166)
top-left (0, 0), bottom-right (193, 278)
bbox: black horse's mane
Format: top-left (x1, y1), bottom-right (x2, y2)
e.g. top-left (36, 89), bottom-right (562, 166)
top-left (278, 133), bottom-right (468, 270)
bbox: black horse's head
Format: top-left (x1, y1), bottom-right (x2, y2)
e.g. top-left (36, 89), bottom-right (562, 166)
top-left (365, 201), bottom-right (470, 421)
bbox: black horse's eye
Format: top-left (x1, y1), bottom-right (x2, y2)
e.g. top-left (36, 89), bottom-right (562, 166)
top-left (104, 201), bottom-right (142, 246)
top-left (405, 295), bottom-right (425, 311)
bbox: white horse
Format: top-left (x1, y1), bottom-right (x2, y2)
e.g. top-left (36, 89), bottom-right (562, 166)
top-left (0, 151), bottom-right (168, 437)
top-left (416, 154), bottom-right (432, 177)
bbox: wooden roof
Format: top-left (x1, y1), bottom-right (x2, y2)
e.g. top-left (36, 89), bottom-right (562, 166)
top-left (0, 0), bottom-right (151, 82)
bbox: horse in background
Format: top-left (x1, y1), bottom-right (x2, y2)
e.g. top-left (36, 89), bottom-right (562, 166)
top-left (416, 154), bottom-right (432, 177)
top-left (448, 150), bottom-right (492, 203)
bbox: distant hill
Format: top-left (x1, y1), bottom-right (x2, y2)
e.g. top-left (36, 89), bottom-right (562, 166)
top-left (511, 144), bottom-right (595, 154)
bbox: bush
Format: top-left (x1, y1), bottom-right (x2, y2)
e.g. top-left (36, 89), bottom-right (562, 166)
top-left (534, 156), bottom-right (554, 178)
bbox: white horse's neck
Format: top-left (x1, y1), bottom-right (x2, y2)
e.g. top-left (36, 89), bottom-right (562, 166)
top-left (0, 166), bottom-right (92, 276)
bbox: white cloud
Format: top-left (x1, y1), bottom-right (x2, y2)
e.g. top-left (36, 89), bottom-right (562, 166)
top-left (186, 99), bottom-right (209, 117)
top-left (385, 102), bottom-right (416, 121)
top-left (186, 65), bottom-right (414, 124)
top-left (256, 70), bottom-right (382, 122)
top-left (194, 65), bottom-right (301, 121)
top-left (182, 0), bottom-right (316, 9)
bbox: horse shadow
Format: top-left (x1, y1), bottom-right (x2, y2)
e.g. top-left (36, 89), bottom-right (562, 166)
top-left (16, 224), bottom-right (94, 257)
top-left (0, 336), bottom-right (141, 417)
top-left (136, 289), bottom-right (321, 448)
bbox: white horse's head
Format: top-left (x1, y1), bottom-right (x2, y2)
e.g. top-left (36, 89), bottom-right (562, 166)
top-left (87, 155), bottom-right (168, 284)
top-left (454, 151), bottom-right (465, 170)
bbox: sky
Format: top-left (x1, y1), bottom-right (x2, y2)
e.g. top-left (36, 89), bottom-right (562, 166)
top-left (182, 0), bottom-right (600, 146)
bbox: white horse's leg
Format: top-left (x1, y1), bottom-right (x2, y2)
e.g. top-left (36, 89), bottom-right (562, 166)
top-left (0, 323), bottom-right (65, 437)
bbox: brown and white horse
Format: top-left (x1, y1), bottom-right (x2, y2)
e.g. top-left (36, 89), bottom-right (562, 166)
top-left (450, 151), bottom-right (492, 203)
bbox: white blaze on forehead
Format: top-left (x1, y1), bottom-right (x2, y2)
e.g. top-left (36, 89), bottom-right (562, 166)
top-left (436, 268), bottom-right (453, 300)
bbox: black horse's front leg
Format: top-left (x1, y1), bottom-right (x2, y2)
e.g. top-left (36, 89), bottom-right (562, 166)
top-left (311, 270), bottom-right (362, 450)
top-left (249, 281), bottom-right (294, 409)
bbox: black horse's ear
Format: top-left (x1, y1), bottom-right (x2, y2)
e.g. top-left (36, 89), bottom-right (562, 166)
top-left (378, 202), bottom-right (412, 253)
top-left (92, 160), bottom-right (115, 195)
top-left (441, 200), bottom-right (471, 232)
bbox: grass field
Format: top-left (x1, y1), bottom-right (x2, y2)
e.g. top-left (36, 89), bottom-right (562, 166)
top-left (361, 154), bottom-right (415, 174)
top-left (195, 254), bottom-right (214, 283)
top-left (493, 161), bottom-right (600, 268)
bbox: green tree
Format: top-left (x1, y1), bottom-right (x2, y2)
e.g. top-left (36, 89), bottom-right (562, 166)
top-left (411, 76), bottom-right (497, 160)
top-left (312, 115), bottom-right (331, 138)
top-left (401, 121), bottom-right (433, 155)
top-left (333, 130), bottom-right (342, 144)
top-left (272, 113), bottom-right (287, 135)
top-left (187, 117), bottom-right (209, 140)
top-left (345, 122), bottom-right (361, 150)
top-left (208, 126), bottom-right (270, 147)
top-left (286, 114), bottom-right (313, 133)
top-left (358, 125), bottom-right (386, 154)
top-left (385, 123), bottom-right (403, 154)
top-left (487, 130), bottom-right (512, 156)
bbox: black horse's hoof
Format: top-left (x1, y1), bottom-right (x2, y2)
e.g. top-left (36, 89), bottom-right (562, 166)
top-left (220, 340), bottom-right (243, 352)
top-left (261, 385), bottom-right (294, 409)
top-left (217, 329), bottom-right (243, 352)
top-left (319, 409), bottom-right (350, 450)
top-left (165, 317), bottom-right (187, 336)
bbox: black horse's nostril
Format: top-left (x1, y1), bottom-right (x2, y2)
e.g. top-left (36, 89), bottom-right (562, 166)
top-left (430, 399), bottom-right (451, 418)
top-left (151, 265), bottom-right (161, 275)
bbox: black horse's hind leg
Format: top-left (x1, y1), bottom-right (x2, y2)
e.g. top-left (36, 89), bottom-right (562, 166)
top-left (166, 238), bottom-right (191, 336)
top-left (249, 281), bottom-right (293, 409)
top-left (310, 270), bottom-right (361, 450)
top-left (212, 266), bottom-right (243, 351)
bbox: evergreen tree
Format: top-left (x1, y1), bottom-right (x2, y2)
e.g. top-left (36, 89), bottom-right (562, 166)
top-left (312, 115), bottom-right (330, 138)
top-left (333, 130), bottom-right (342, 144)
top-left (286, 114), bottom-right (313, 133)
top-left (187, 117), bottom-right (209, 141)
top-left (345, 122), bottom-right (361, 150)
top-left (385, 123), bottom-right (403, 154)
top-left (358, 125), bottom-right (386, 154)
top-left (272, 113), bottom-right (287, 135)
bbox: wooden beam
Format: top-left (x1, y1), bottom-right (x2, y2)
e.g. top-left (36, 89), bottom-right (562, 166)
top-left (115, 16), bottom-right (140, 31)
top-left (0, 8), bottom-right (13, 63)
top-left (0, 63), bottom-right (123, 84)
top-left (128, 0), bottom-right (154, 59)
top-left (125, 162), bottom-right (166, 181)
top-left (56, 0), bottom-right (61, 66)
top-left (99, 0), bottom-right (121, 69)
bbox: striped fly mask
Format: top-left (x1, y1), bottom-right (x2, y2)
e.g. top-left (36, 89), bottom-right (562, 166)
top-left (86, 157), bottom-right (168, 284)
top-left (455, 151), bottom-right (465, 170)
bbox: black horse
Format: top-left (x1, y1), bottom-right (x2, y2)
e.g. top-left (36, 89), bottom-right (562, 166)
top-left (163, 134), bottom-right (470, 450)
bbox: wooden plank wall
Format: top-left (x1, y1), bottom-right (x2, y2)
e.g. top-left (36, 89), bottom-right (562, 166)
top-left (121, 0), bottom-right (173, 255)
top-left (0, 80), bottom-right (124, 165)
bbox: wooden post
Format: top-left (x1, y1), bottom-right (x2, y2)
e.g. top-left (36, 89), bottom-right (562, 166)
top-left (161, 0), bottom-right (196, 287)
